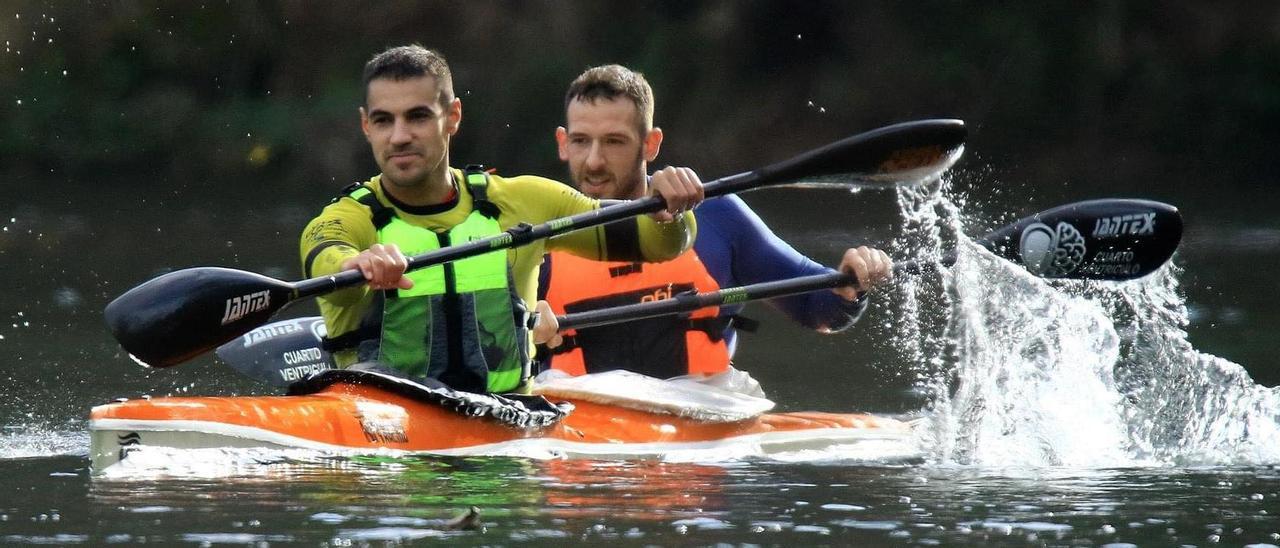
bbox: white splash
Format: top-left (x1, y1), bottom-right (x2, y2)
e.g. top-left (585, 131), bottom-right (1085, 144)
top-left (0, 424), bottom-right (86, 459)
top-left (895, 178), bottom-right (1280, 467)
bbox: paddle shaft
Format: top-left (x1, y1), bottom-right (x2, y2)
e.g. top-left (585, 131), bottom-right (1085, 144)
top-left (107, 119), bottom-right (968, 368)
top-left (214, 198), bottom-right (1182, 386)
top-left (293, 171), bottom-right (757, 299)
top-left (292, 119), bottom-right (966, 299)
top-left (558, 270), bottom-right (852, 332)
top-left (556, 258), bottom-right (951, 332)
top-left (559, 194), bottom-right (1189, 330)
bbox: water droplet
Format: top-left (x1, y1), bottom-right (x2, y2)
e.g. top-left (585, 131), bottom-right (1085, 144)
top-left (14, 100), bottom-right (20, 106)
top-left (61, 69), bottom-right (66, 76)
top-left (795, 34), bottom-right (802, 40)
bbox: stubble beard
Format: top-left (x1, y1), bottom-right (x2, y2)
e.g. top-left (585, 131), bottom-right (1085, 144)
top-left (382, 147), bottom-right (447, 191)
top-left (573, 150), bottom-right (647, 200)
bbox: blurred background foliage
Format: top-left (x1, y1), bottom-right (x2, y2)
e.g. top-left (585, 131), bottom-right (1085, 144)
top-left (2, 1), bottom-right (1277, 219)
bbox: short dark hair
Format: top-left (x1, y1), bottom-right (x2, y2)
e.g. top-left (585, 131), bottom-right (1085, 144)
top-left (564, 64), bottom-right (654, 134)
top-left (362, 45), bottom-right (454, 107)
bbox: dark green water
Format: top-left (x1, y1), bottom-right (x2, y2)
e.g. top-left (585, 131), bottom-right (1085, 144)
top-left (4, 456), bottom-right (1279, 545)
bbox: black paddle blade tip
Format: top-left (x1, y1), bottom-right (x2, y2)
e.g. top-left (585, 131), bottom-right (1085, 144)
top-left (981, 199), bottom-right (1183, 281)
top-left (104, 267), bottom-right (296, 368)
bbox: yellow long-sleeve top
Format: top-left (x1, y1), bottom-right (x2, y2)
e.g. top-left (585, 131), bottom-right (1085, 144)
top-left (299, 168), bottom-right (696, 363)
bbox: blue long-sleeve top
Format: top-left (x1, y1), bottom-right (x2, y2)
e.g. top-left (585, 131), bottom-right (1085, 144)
top-left (539, 194), bottom-right (866, 356)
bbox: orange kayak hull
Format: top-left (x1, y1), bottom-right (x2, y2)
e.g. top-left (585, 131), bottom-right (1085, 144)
top-left (90, 378), bottom-right (917, 471)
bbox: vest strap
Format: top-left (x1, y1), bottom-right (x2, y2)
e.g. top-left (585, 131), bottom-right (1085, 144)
top-left (344, 184), bottom-right (396, 229)
top-left (464, 165), bottom-right (502, 219)
top-left (320, 324), bottom-right (379, 353)
top-left (608, 263), bottom-right (644, 277)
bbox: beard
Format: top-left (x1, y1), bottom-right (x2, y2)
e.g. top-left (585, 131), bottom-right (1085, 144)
top-left (571, 150), bottom-right (647, 200)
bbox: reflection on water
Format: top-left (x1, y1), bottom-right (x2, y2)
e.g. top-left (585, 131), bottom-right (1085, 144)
top-left (22, 455), bottom-right (1262, 545)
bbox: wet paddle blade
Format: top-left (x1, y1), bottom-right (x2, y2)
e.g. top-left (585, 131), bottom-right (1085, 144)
top-left (977, 198), bottom-right (1182, 281)
top-left (104, 267), bottom-right (298, 368)
top-left (759, 119), bottom-right (967, 189)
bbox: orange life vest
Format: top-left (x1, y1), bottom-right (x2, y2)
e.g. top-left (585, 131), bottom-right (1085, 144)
top-left (543, 249), bottom-right (731, 377)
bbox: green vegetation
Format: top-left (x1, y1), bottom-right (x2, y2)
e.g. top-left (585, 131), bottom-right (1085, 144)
top-left (2, 2), bottom-right (1277, 218)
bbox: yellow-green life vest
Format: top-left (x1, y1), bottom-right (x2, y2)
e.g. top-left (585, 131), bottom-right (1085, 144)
top-left (334, 168), bottom-right (529, 393)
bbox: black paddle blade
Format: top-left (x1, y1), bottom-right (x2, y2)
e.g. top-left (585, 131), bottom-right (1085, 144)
top-left (977, 199), bottom-right (1182, 281)
top-left (215, 316), bottom-right (335, 387)
top-left (759, 119), bottom-right (967, 188)
top-left (104, 267), bottom-right (298, 368)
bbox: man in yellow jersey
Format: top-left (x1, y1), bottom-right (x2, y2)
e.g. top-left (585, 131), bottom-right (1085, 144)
top-left (300, 46), bottom-right (701, 394)
top-left (539, 65), bottom-right (892, 380)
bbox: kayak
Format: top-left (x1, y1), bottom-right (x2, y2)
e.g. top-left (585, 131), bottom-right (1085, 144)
top-left (88, 369), bottom-right (920, 472)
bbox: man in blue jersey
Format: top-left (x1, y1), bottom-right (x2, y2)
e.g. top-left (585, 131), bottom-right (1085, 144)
top-left (538, 64), bottom-right (892, 379)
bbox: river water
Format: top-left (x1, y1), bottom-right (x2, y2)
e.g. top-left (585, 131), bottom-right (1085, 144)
top-left (2, 172), bottom-right (1279, 545)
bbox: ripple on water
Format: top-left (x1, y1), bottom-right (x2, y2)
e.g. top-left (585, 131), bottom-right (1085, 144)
top-left (1, 534), bottom-right (89, 544)
top-left (180, 533), bottom-right (295, 544)
top-left (820, 503), bottom-right (867, 511)
top-left (509, 529), bottom-right (572, 541)
top-left (335, 527), bottom-right (448, 541)
top-left (127, 506), bottom-right (174, 514)
top-left (309, 512), bottom-right (348, 524)
top-left (671, 516), bottom-right (734, 530)
top-left (833, 519), bottom-right (902, 531)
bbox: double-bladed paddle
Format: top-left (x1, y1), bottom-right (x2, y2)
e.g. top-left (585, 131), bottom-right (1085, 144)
top-left (561, 198), bottom-right (1182, 329)
top-left (217, 198), bottom-right (1182, 387)
top-left (105, 119), bottom-right (967, 368)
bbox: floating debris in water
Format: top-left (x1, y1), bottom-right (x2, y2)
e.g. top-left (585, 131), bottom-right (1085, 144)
top-left (444, 506), bottom-right (481, 530)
